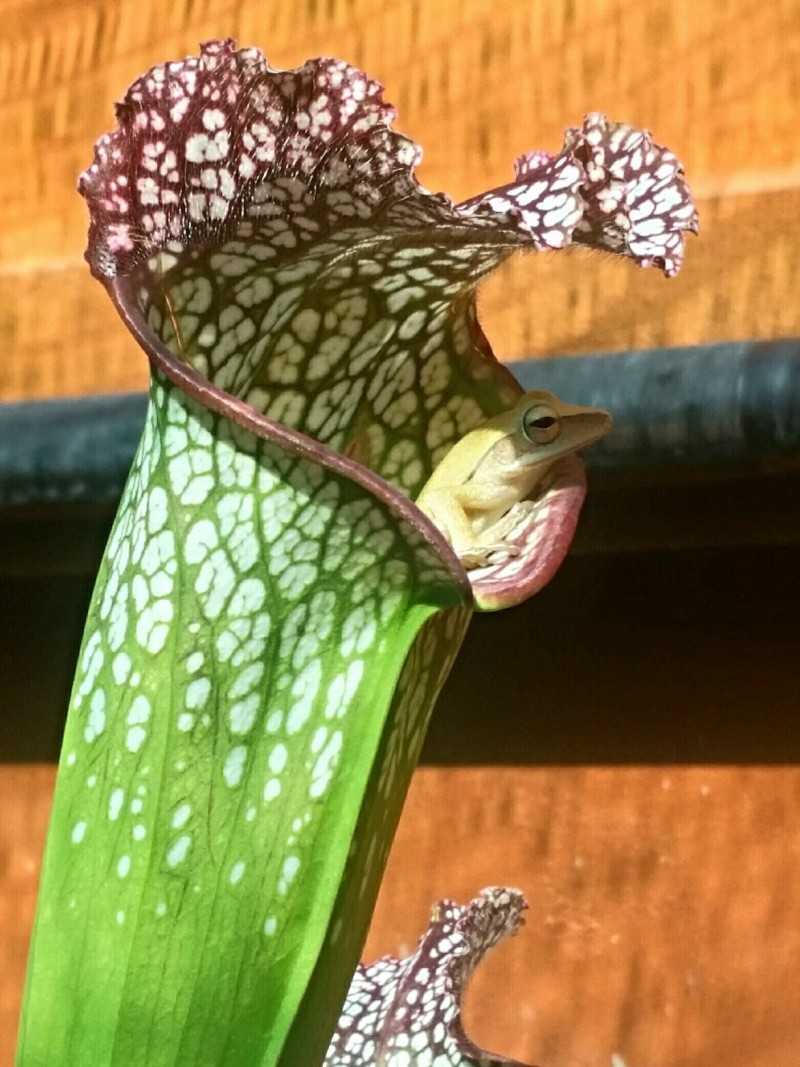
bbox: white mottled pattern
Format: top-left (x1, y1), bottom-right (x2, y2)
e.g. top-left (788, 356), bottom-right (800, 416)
top-left (54, 373), bottom-right (458, 1022)
top-left (324, 888), bottom-right (527, 1066)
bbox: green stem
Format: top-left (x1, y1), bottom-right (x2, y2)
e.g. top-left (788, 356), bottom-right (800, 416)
top-left (19, 377), bottom-right (468, 1066)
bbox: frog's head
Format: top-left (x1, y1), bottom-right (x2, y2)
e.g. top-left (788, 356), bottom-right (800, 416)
top-left (514, 389), bottom-right (612, 466)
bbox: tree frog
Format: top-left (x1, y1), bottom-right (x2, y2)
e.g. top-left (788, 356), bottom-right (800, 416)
top-left (416, 389), bottom-right (612, 569)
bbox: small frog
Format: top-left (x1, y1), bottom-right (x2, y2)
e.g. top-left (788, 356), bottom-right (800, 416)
top-left (416, 389), bottom-right (612, 569)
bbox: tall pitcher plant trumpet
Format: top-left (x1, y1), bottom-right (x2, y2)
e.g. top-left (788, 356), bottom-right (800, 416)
top-left (18, 39), bottom-right (696, 1066)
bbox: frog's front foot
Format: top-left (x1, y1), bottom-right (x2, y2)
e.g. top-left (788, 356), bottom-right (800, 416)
top-left (456, 500), bottom-right (542, 570)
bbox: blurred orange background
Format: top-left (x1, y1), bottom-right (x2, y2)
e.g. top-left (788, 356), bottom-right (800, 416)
top-left (1, 2), bottom-right (799, 1065)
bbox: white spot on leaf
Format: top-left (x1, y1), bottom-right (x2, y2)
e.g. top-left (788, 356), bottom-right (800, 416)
top-left (166, 834), bottom-right (192, 868)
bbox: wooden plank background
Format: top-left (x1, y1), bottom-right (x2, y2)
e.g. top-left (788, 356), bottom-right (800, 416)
top-left (1, 1), bottom-right (799, 1065)
top-left (5, 764), bottom-right (800, 1067)
top-left (0, 0), bottom-right (798, 399)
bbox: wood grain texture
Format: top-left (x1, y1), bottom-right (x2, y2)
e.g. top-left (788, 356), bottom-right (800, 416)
top-left (0, 767), bottom-right (54, 1066)
top-left (0, 0), bottom-right (799, 398)
top-left (367, 766), bottom-right (800, 1067)
top-left (3, 764), bottom-right (799, 1066)
top-left (2, 3), bottom-right (799, 1065)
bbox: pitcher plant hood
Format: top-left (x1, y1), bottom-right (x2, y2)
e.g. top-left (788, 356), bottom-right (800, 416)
top-left (79, 38), bottom-right (696, 609)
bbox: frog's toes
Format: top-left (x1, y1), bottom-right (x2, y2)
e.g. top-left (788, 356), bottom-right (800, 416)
top-left (465, 453), bottom-right (588, 611)
top-left (459, 542), bottom-right (520, 570)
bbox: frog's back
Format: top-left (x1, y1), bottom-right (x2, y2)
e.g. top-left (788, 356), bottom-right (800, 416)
top-left (418, 422), bottom-right (510, 497)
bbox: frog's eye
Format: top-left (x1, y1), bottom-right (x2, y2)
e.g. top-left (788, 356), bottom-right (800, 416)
top-left (521, 403), bottom-right (560, 444)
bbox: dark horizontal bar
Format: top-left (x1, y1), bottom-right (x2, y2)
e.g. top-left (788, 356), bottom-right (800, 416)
top-left (2, 337), bottom-right (800, 509)
top-left (3, 340), bottom-right (800, 764)
top-left (4, 546), bottom-right (800, 764)
top-left (0, 392), bottom-right (147, 508)
top-left (516, 336), bottom-right (800, 468)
